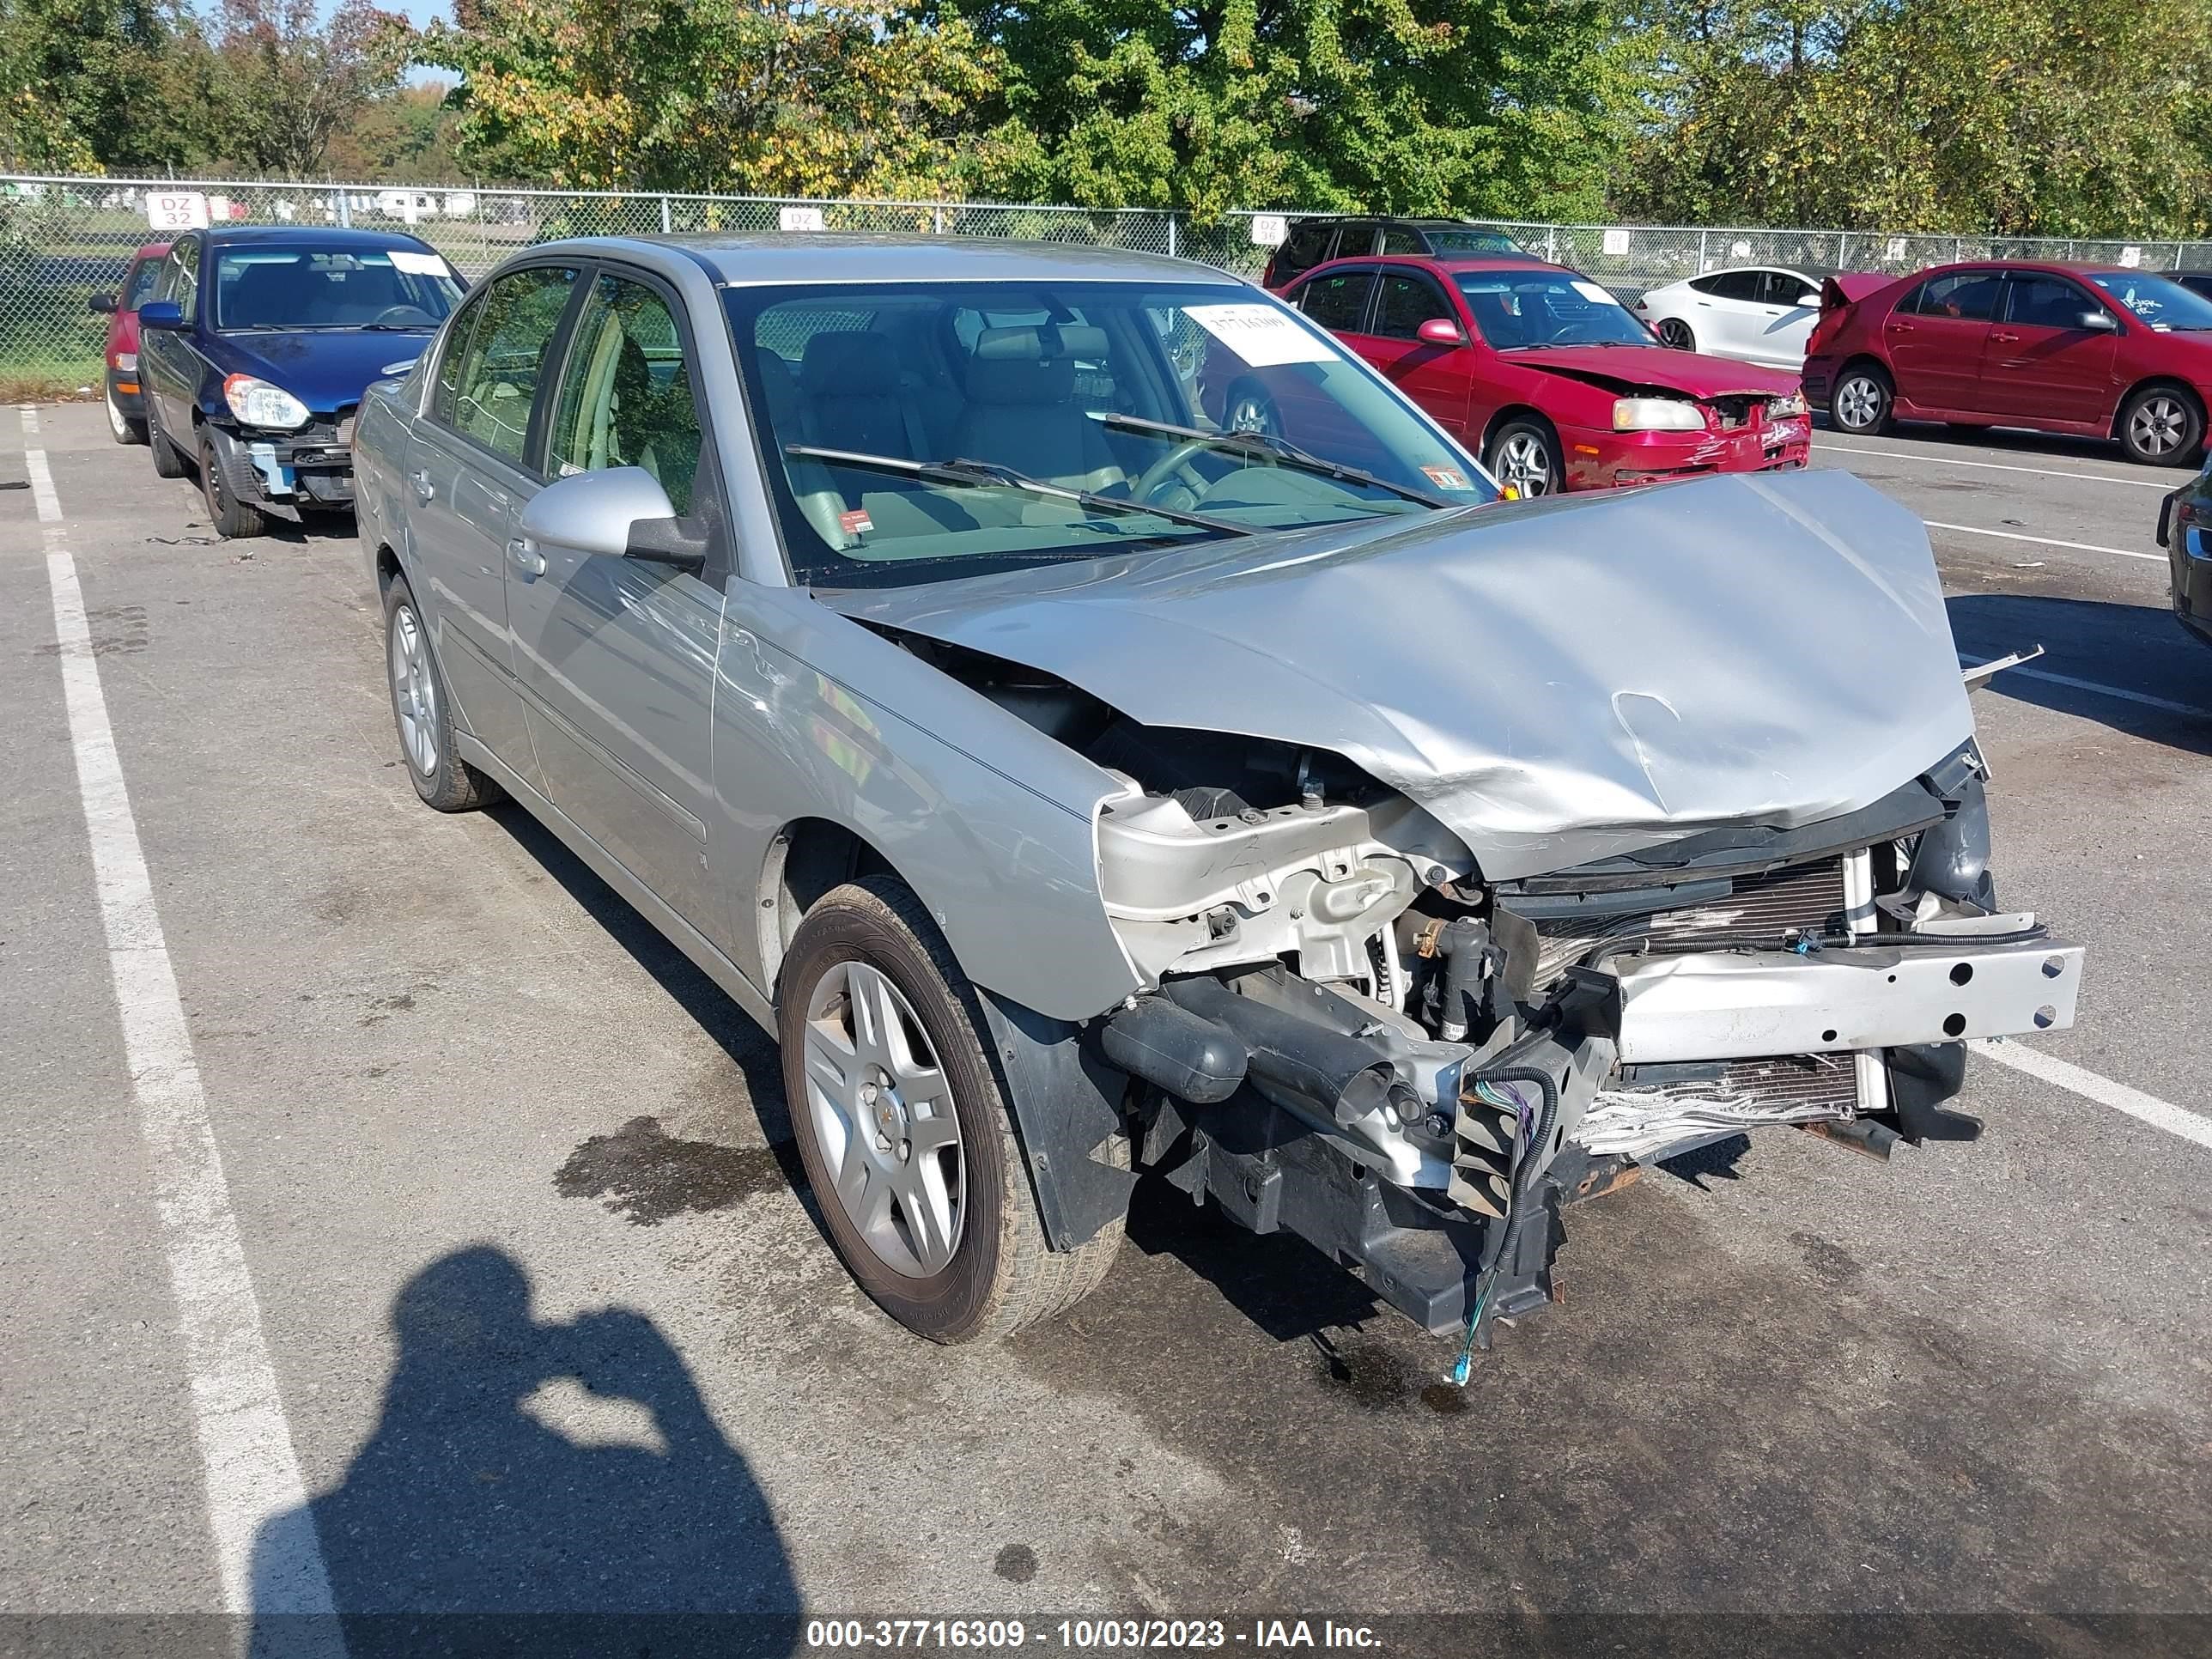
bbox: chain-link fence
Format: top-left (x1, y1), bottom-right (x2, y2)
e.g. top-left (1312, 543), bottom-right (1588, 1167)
top-left (5, 171), bottom-right (2209, 381)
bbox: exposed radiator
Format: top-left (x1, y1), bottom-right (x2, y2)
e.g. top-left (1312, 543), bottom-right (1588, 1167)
top-left (1575, 1052), bottom-right (1863, 1160)
top-left (1526, 855), bottom-right (1848, 984)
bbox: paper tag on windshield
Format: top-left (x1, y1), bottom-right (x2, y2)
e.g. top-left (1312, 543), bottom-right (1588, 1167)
top-left (839, 508), bottom-right (873, 536)
top-left (1570, 280), bottom-right (1617, 305)
top-left (1184, 303), bottom-right (1336, 367)
top-left (387, 250), bottom-right (453, 278)
top-left (1420, 465), bottom-right (1474, 492)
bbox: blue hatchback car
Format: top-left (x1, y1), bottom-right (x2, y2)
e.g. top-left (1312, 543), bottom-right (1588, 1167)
top-left (136, 225), bottom-right (465, 536)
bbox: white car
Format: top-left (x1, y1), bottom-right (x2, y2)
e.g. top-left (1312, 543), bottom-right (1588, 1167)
top-left (1634, 266), bottom-right (1823, 368)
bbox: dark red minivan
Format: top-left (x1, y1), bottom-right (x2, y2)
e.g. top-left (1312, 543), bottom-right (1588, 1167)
top-left (1803, 260), bottom-right (2212, 465)
top-left (87, 240), bottom-right (171, 446)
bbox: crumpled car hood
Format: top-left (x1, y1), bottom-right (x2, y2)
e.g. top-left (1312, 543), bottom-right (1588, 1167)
top-left (826, 470), bottom-right (1973, 880)
top-left (1510, 343), bottom-right (1800, 398)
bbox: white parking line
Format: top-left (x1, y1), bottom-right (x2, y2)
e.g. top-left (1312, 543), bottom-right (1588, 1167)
top-left (1960, 654), bottom-right (2209, 718)
top-left (1977, 1040), bottom-right (2212, 1152)
top-left (1818, 441), bottom-right (2172, 490)
top-left (1922, 520), bottom-right (2165, 562)
top-left (25, 422), bottom-right (344, 1642)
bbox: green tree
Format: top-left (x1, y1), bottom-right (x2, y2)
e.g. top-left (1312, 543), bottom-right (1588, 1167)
top-left (1623, 0), bottom-right (2212, 236)
top-left (208, 0), bottom-right (412, 178)
top-left (327, 82), bottom-right (465, 184)
top-left (936, 0), bottom-right (1647, 219)
top-left (416, 0), bottom-right (1029, 197)
top-left (0, 0), bottom-right (212, 171)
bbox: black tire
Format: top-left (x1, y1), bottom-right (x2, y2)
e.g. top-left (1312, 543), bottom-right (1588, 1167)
top-left (1829, 361), bottom-right (1894, 436)
top-left (200, 430), bottom-right (269, 539)
top-left (106, 385), bottom-right (146, 446)
top-left (2118, 383), bottom-right (2204, 467)
top-left (1485, 415), bottom-right (1565, 497)
top-left (1656, 317), bottom-right (1696, 351)
top-left (382, 573), bottom-right (500, 812)
top-left (145, 399), bottom-right (190, 478)
top-left (778, 876), bottom-right (1123, 1344)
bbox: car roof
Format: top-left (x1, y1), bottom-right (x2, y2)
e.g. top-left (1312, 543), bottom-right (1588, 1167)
top-left (132, 241), bottom-right (171, 260)
top-left (198, 224), bottom-right (437, 252)
top-left (526, 233), bottom-right (1244, 288)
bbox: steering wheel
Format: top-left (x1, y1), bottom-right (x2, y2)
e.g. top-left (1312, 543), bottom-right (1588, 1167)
top-left (1133, 438), bottom-right (1221, 504)
top-left (373, 305), bottom-right (435, 326)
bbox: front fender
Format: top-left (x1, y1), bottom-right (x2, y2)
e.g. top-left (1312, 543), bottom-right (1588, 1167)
top-left (712, 586), bottom-right (1141, 1022)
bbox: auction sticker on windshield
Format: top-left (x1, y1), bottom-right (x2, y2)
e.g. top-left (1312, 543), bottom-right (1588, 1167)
top-left (1570, 280), bottom-right (1619, 305)
top-left (1185, 303), bottom-right (1337, 367)
top-left (388, 249), bottom-right (454, 278)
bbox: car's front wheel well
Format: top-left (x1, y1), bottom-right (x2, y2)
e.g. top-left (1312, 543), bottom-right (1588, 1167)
top-left (2111, 376), bottom-right (2203, 440)
top-left (374, 544), bottom-right (404, 593)
top-left (757, 817), bottom-right (896, 994)
top-left (1480, 404), bottom-right (1555, 453)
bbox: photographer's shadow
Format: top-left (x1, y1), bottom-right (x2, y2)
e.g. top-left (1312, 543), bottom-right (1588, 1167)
top-left (249, 1245), bottom-right (799, 1657)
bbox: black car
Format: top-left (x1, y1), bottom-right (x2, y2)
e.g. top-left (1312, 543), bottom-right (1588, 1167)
top-left (2173, 271), bottom-right (2212, 302)
top-left (1263, 217), bottom-right (1534, 289)
top-left (2157, 458), bottom-right (2212, 646)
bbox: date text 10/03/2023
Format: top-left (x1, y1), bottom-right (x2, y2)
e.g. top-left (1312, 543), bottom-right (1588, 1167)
top-left (804, 1619), bottom-right (1384, 1650)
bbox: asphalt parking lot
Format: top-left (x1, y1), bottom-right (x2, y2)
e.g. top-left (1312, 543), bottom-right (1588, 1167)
top-left (3, 402), bottom-right (2208, 1656)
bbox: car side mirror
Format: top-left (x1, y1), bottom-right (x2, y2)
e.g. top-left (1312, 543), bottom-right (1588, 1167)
top-left (1415, 318), bottom-right (1465, 346)
top-left (1795, 290), bottom-right (1820, 307)
top-left (519, 466), bottom-right (703, 574)
top-left (87, 292), bottom-right (118, 315)
top-left (137, 301), bottom-right (185, 331)
top-left (2080, 309), bottom-right (2118, 331)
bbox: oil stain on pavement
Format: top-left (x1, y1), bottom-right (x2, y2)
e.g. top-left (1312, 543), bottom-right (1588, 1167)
top-left (556, 1115), bottom-right (788, 1226)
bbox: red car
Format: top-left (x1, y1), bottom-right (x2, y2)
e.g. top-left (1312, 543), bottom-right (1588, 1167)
top-left (86, 240), bottom-right (171, 446)
top-left (1281, 253), bottom-right (1809, 496)
top-left (1803, 260), bottom-right (2212, 466)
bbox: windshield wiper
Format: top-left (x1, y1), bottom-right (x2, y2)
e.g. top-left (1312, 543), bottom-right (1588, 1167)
top-left (1095, 413), bottom-right (1454, 507)
top-left (783, 446), bottom-right (1255, 536)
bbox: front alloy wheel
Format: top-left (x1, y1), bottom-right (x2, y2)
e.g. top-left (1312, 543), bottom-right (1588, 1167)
top-left (802, 959), bottom-right (967, 1278)
top-left (1489, 422), bottom-right (1558, 496)
top-left (1656, 317), bottom-right (1695, 351)
top-left (2121, 387), bottom-right (2202, 466)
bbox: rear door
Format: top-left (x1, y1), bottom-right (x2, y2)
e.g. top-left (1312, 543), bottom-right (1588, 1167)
top-left (1294, 265), bottom-right (1380, 345)
top-left (1752, 270), bottom-right (1820, 365)
top-left (404, 262), bottom-right (581, 786)
top-left (506, 264), bottom-right (729, 942)
top-left (1977, 273), bottom-right (2119, 425)
top-left (1354, 270), bottom-right (1475, 436)
top-left (1885, 270), bottom-right (2001, 411)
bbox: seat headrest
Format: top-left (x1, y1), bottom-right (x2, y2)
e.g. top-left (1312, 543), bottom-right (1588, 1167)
top-left (801, 330), bottom-right (896, 397)
top-left (965, 354), bottom-right (1077, 405)
top-left (972, 323), bottom-right (1110, 362)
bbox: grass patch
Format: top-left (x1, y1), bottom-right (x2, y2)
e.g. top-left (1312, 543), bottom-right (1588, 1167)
top-left (0, 351), bottom-right (103, 402)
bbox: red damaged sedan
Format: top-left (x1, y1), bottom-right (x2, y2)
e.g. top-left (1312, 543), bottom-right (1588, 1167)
top-left (1283, 252), bottom-right (1809, 496)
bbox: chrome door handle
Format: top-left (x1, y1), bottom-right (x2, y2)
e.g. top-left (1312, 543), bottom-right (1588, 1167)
top-left (1990, 330), bottom-right (2021, 343)
top-left (410, 469), bottom-right (434, 502)
top-left (506, 537), bottom-right (545, 577)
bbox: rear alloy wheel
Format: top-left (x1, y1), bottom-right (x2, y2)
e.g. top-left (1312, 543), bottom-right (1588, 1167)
top-left (1830, 364), bottom-right (1894, 436)
top-left (1656, 317), bottom-right (1696, 351)
top-left (106, 385), bottom-right (145, 446)
top-left (384, 573), bottom-right (498, 811)
top-left (2119, 386), bottom-right (2203, 467)
top-left (1486, 417), bottom-right (1562, 497)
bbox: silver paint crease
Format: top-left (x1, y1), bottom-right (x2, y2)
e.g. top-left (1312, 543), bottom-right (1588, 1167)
top-left (829, 468), bottom-right (1973, 880)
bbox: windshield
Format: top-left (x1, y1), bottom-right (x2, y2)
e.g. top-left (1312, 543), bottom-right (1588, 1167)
top-left (213, 247), bottom-right (462, 331)
top-left (2089, 271), bottom-right (2212, 332)
top-left (1454, 270), bottom-right (1653, 349)
top-left (726, 279), bottom-right (1494, 588)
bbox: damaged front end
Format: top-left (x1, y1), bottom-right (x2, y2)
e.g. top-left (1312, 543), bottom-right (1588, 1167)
top-left (834, 469), bottom-right (2086, 1350)
top-left (1085, 732), bottom-right (2081, 1346)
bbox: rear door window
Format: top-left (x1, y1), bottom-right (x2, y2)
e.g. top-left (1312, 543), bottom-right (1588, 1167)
top-left (441, 265), bottom-right (579, 465)
top-left (1297, 269), bottom-right (1377, 332)
top-left (1705, 270), bottom-right (1764, 302)
top-left (1379, 226), bottom-right (1425, 254)
top-left (1906, 271), bottom-right (2001, 321)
